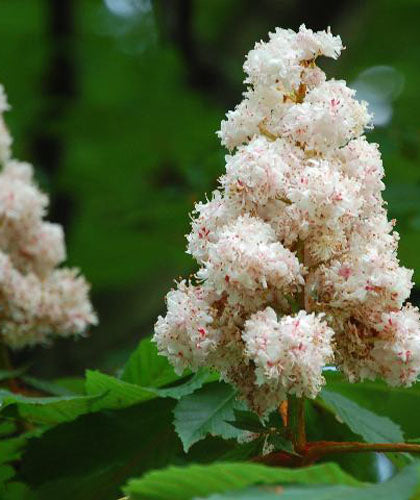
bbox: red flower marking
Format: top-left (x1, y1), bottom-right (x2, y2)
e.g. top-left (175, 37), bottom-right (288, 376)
top-left (338, 266), bottom-right (352, 280)
top-left (198, 328), bottom-right (206, 338)
top-left (198, 226), bottom-right (210, 239)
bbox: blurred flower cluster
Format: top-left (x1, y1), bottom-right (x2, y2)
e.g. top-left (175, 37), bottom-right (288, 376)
top-left (0, 85), bottom-right (97, 348)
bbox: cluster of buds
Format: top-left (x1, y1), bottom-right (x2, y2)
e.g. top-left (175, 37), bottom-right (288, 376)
top-left (0, 85), bottom-right (97, 348)
top-left (154, 25), bottom-right (420, 414)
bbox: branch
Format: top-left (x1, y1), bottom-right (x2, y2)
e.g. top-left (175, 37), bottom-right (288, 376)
top-left (254, 440), bottom-right (420, 467)
top-left (303, 440), bottom-right (420, 465)
top-left (0, 342), bottom-right (19, 393)
top-left (286, 395), bottom-right (306, 454)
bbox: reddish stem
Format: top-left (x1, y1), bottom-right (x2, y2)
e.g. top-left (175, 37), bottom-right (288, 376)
top-left (286, 396), bottom-right (306, 454)
top-left (303, 440), bottom-right (420, 465)
top-left (255, 440), bottom-right (420, 467)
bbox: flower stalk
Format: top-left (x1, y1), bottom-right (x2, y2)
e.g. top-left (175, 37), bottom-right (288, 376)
top-left (287, 395), bottom-right (306, 454)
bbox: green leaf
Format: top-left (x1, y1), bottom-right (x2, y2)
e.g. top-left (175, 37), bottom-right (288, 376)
top-left (226, 410), bottom-right (266, 433)
top-left (0, 389), bottom-right (103, 425)
top-left (266, 434), bottom-right (296, 455)
top-left (85, 370), bottom-right (155, 410)
top-left (305, 397), bottom-right (389, 483)
top-left (154, 369), bottom-right (218, 400)
top-left (85, 368), bottom-right (217, 414)
top-left (266, 410), bottom-right (285, 430)
top-left (2, 481), bottom-right (33, 500)
top-left (0, 421), bottom-right (16, 437)
top-left (52, 377), bottom-right (85, 395)
top-left (321, 390), bottom-right (404, 443)
top-left (205, 463), bottom-right (420, 500)
top-left (21, 376), bottom-right (79, 396)
top-left (324, 373), bottom-right (420, 440)
top-left (121, 337), bottom-right (181, 387)
top-left (0, 435), bottom-right (27, 464)
top-left (0, 367), bottom-right (27, 382)
top-left (0, 465), bottom-right (15, 485)
top-left (123, 461), bottom-right (362, 500)
top-left (173, 382), bottom-right (244, 452)
top-left (20, 399), bottom-right (180, 500)
top-left (219, 437), bottom-right (265, 462)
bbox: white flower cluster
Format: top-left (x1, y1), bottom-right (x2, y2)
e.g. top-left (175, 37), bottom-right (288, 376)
top-left (154, 25), bottom-right (420, 414)
top-left (0, 84), bottom-right (97, 348)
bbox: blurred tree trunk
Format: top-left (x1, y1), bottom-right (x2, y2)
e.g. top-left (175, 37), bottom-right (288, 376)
top-left (17, 0), bottom-right (78, 374)
top-left (30, 0), bottom-right (76, 230)
top-left (153, 0), bottom-right (356, 107)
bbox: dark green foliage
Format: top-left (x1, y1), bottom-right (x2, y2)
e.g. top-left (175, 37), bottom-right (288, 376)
top-left (123, 461), bottom-right (363, 500)
top-left (20, 399), bottom-right (179, 500)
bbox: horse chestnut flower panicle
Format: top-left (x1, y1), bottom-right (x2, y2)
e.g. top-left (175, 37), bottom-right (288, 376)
top-left (0, 84), bottom-right (97, 348)
top-left (154, 25), bottom-right (420, 415)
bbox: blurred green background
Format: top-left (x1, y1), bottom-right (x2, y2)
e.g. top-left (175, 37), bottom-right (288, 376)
top-left (0, 0), bottom-right (419, 377)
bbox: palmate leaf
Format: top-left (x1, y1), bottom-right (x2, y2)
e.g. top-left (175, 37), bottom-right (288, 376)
top-left (173, 382), bottom-right (245, 452)
top-left (219, 437), bottom-right (266, 462)
top-left (0, 422), bottom-right (38, 498)
top-left (20, 398), bottom-right (180, 500)
top-left (0, 466), bottom-right (15, 487)
top-left (320, 390), bottom-right (404, 443)
top-left (0, 435), bottom-right (27, 465)
top-left (123, 461), bottom-right (362, 500)
top-left (324, 372), bottom-right (420, 440)
top-left (0, 367), bottom-right (27, 382)
top-left (0, 389), bottom-right (103, 425)
top-left (154, 369), bottom-right (218, 399)
top-left (85, 368), bottom-right (217, 413)
top-left (226, 410), bottom-right (295, 456)
top-left (266, 434), bottom-right (296, 455)
top-left (226, 410), bottom-right (266, 433)
top-left (85, 370), bottom-right (155, 410)
top-left (205, 463), bottom-right (420, 500)
top-left (121, 337), bottom-right (181, 388)
top-left (306, 396), bottom-right (390, 483)
top-left (119, 336), bottom-right (217, 400)
top-left (20, 375), bottom-right (82, 397)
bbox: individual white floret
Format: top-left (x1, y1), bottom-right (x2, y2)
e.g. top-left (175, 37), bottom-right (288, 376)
top-left (243, 307), bottom-right (334, 399)
top-left (0, 163), bottom-right (47, 222)
top-left (220, 136), bottom-right (289, 207)
top-left (197, 215), bottom-right (304, 301)
top-left (217, 86), bottom-right (290, 150)
top-left (186, 190), bottom-right (239, 264)
top-left (335, 305), bottom-right (420, 387)
top-left (280, 80), bottom-right (371, 151)
top-left (244, 25), bottom-right (342, 90)
top-left (0, 252), bottom-right (97, 348)
top-left (286, 159), bottom-right (363, 228)
top-left (0, 85), bottom-right (11, 164)
top-left (372, 305), bottom-right (420, 386)
top-left (315, 246), bottom-right (412, 315)
top-left (18, 222), bottom-right (66, 276)
top-left (244, 27), bottom-right (300, 89)
top-left (154, 281), bottom-right (220, 374)
top-left (338, 136), bottom-right (385, 212)
top-left (296, 25), bottom-right (343, 60)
